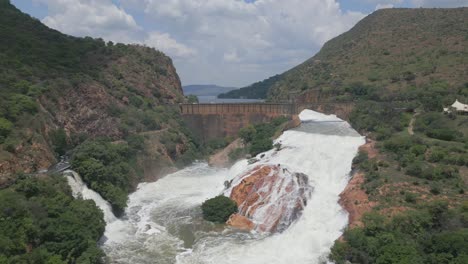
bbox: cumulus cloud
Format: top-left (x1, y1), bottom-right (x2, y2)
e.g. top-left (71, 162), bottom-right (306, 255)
top-left (35, 0), bottom-right (141, 43)
top-left (120, 0), bottom-right (366, 86)
top-left (144, 32), bottom-right (197, 58)
top-left (33, 0), bottom-right (369, 86)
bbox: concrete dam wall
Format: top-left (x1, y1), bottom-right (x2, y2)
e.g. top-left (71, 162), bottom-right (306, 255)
top-left (180, 102), bottom-right (354, 142)
top-left (181, 103), bottom-right (296, 142)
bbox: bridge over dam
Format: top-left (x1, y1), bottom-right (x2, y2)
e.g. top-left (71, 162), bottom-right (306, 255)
top-left (180, 102), bottom-right (353, 142)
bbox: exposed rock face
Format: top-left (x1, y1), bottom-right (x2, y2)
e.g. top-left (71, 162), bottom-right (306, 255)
top-left (228, 165), bottom-right (312, 233)
top-left (339, 140), bottom-right (378, 228)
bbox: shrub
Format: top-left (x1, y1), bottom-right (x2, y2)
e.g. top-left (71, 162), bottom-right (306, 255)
top-left (405, 192), bottom-right (417, 203)
top-left (406, 162), bottom-right (423, 177)
top-left (0, 117), bottom-right (13, 143)
top-left (201, 195), bottom-right (238, 223)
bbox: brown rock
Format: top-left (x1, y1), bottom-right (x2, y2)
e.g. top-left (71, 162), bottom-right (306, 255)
top-left (228, 164), bottom-right (312, 233)
top-left (339, 172), bottom-right (375, 228)
top-left (226, 214), bottom-right (255, 231)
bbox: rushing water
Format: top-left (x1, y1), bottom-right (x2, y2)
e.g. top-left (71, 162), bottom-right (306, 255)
top-left (94, 110), bottom-right (364, 264)
top-left (64, 170), bottom-right (117, 223)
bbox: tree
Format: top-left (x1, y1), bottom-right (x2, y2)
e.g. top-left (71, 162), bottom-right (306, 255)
top-left (186, 95), bottom-right (199, 104)
top-left (201, 196), bottom-right (238, 223)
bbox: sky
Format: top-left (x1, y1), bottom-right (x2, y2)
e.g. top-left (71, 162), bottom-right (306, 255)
top-left (11, 0), bottom-right (468, 87)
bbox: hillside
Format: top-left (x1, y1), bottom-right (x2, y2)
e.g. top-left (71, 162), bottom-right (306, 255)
top-left (218, 74), bottom-right (281, 99)
top-left (0, 0), bottom-right (203, 210)
top-left (0, 0), bottom-right (200, 177)
top-left (268, 8), bottom-right (467, 102)
top-left (183, 84), bottom-right (236, 96)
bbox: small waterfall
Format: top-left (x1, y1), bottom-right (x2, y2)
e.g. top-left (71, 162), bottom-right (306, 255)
top-left (64, 170), bottom-right (117, 223)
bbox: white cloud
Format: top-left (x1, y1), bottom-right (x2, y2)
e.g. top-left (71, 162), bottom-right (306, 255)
top-left (32, 0), bottom-right (369, 86)
top-left (144, 32), bottom-right (196, 58)
top-left (36, 0), bottom-right (141, 43)
top-left (121, 0), bottom-right (366, 86)
top-left (376, 3), bottom-right (395, 9)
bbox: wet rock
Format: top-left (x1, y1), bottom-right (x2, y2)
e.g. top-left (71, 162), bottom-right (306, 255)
top-left (228, 164), bottom-right (313, 233)
top-left (226, 214), bottom-right (255, 231)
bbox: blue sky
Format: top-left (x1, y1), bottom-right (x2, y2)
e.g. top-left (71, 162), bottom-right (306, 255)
top-left (10, 0), bottom-right (468, 87)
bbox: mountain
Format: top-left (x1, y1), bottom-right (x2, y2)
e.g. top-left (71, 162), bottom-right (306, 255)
top-left (183, 84), bottom-right (237, 96)
top-left (0, 0), bottom-right (198, 185)
top-left (217, 75), bottom-right (281, 99)
top-left (237, 8), bottom-right (467, 102)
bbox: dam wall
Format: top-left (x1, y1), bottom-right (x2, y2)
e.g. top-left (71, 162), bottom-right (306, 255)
top-left (181, 103), bottom-right (295, 142)
top-left (180, 102), bottom-right (354, 142)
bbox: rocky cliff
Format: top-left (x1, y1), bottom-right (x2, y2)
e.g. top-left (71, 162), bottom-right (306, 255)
top-left (0, 1), bottom-right (193, 182)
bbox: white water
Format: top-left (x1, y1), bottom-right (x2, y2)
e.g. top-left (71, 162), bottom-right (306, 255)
top-left (64, 170), bottom-right (117, 223)
top-left (99, 110), bottom-right (364, 264)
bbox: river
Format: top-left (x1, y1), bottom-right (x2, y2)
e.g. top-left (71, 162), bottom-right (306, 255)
top-left (66, 110), bottom-right (364, 264)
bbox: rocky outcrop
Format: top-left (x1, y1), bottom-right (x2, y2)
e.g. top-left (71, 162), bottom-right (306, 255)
top-left (339, 140), bottom-right (378, 228)
top-left (227, 164), bottom-right (312, 233)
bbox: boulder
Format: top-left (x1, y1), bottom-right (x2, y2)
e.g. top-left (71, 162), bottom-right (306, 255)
top-left (227, 164), bottom-right (312, 233)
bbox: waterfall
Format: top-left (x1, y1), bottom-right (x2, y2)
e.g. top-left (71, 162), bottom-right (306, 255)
top-left (63, 170), bottom-right (117, 223)
top-left (100, 110), bottom-right (365, 264)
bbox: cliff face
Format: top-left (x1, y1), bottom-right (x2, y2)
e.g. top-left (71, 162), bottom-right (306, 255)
top-left (0, 1), bottom-right (191, 180)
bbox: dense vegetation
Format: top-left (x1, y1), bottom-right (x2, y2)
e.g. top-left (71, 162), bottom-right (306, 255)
top-left (331, 202), bottom-right (468, 263)
top-left (70, 137), bottom-right (143, 215)
top-left (0, 174), bottom-right (105, 263)
top-left (201, 196), bottom-right (238, 223)
top-left (218, 75), bottom-right (281, 99)
top-left (238, 116), bottom-right (289, 156)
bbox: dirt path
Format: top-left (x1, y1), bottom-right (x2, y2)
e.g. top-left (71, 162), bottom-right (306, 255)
top-left (408, 111), bottom-right (420, 135)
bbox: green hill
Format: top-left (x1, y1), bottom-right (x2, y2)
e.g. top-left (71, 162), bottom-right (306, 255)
top-left (268, 8), bottom-right (468, 103)
top-left (217, 74), bottom-right (281, 99)
top-left (235, 8), bottom-right (467, 104)
top-left (0, 0), bottom-right (199, 179)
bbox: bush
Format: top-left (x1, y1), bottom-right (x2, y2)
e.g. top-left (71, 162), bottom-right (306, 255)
top-left (201, 195), bottom-right (238, 223)
top-left (0, 175), bottom-right (105, 263)
top-left (0, 117), bottom-right (13, 143)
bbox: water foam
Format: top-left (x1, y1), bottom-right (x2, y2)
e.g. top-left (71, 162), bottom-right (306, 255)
top-left (64, 170), bottom-right (117, 223)
top-left (101, 110), bottom-right (365, 264)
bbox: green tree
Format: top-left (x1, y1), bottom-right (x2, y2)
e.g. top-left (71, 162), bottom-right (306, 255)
top-left (201, 196), bottom-right (238, 223)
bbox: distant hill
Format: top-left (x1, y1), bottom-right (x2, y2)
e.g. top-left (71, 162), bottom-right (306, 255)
top-left (218, 75), bottom-right (281, 99)
top-left (238, 8), bottom-right (467, 103)
top-left (183, 84), bottom-right (237, 96)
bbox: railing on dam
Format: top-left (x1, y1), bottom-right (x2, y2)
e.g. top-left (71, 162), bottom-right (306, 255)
top-left (180, 103), bottom-right (297, 115)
